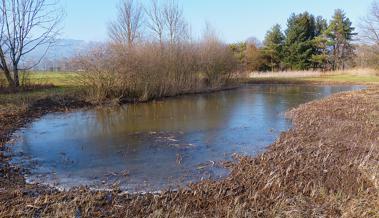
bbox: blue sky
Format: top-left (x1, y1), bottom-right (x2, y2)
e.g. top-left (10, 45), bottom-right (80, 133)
top-left (61, 0), bottom-right (374, 43)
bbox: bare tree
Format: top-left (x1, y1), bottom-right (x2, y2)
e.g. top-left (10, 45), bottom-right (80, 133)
top-left (162, 0), bottom-right (188, 45)
top-left (109, 0), bottom-right (144, 47)
top-left (145, 0), bottom-right (187, 45)
top-left (0, 0), bottom-right (61, 88)
top-left (199, 23), bottom-right (236, 87)
top-left (145, 0), bottom-right (165, 44)
top-left (359, 1), bottom-right (379, 68)
top-left (360, 1), bottom-right (379, 45)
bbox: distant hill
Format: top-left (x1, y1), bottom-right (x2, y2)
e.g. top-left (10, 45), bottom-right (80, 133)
top-left (23, 39), bottom-right (98, 71)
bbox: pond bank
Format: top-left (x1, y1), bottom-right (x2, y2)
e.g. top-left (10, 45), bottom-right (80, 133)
top-left (0, 86), bottom-right (378, 217)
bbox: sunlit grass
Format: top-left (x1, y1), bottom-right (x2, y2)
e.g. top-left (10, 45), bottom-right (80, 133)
top-left (248, 68), bottom-right (379, 84)
top-left (1, 71), bottom-right (80, 88)
top-left (303, 74), bottom-right (379, 83)
top-left (0, 72), bottom-right (82, 107)
top-left (25, 71), bottom-right (80, 87)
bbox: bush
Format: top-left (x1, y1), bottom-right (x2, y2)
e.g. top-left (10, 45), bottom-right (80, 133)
top-left (75, 39), bottom-right (237, 103)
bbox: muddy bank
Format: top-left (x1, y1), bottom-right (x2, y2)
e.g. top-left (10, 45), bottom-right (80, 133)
top-left (0, 95), bottom-right (90, 147)
top-left (0, 95), bottom-right (91, 191)
top-left (1, 87), bottom-right (379, 217)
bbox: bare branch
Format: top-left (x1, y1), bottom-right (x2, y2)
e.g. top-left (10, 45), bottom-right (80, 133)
top-left (360, 1), bottom-right (379, 45)
top-left (162, 0), bottom-right (188, 45)
top-left (108, 0), bottom-right (144, 47)
top-left (145, 0), bottom-right (164, 44)
top-left (0, 0), bottom-right (62, 87)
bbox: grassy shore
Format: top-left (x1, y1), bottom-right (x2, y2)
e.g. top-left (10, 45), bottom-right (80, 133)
top-left (0, 70), bottom-right (378, 217)
top-left (1, 69), bottom-right (378, 107)
top-left (0, 72), bottom-right (81, 110)
top-left (246, 68), bottom-right (379, 85)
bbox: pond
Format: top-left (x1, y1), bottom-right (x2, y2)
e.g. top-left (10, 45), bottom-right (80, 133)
top-left (8, 84), bottom-right (363, 192)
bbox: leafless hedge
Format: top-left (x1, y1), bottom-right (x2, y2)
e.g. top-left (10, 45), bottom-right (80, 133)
top-left (75, 0), bottom-right (237, 103)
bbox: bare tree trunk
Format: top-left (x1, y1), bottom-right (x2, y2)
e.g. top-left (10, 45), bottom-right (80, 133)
top-left (333, 45), bottom-right (338, 70)
top-left (0, 49), bottom-right (15, 87)
top-left (2, 68), bottom-right (15, 87)
top-left (13, 65), bottom-right (19, 87)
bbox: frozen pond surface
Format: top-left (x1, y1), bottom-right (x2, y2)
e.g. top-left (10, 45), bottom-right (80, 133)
top-left (8, 85), bottom-right (364, 192)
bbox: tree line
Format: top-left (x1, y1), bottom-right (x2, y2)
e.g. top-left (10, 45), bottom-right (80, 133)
top-left (1, 0), bottom-right (379, 91)
top-left (231, 9), bottom-right (357, 72)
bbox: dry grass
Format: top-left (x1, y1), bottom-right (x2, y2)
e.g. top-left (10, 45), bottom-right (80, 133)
top-left (250, 70), bottom-right (327, 78)
top-left (249, 68), bottom-right (379, 78)
top-left (245, 69), bottom-right (379, 85)
top-left (0, 87), bottom-right (378, 217)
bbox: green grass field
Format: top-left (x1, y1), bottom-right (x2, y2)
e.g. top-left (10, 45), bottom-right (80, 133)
top-left (0, 72), bottom-right (81, 106)
top-left (25, 71), bottom-right (80, 87)
top-left (0, 71), bottom-right (79, 88)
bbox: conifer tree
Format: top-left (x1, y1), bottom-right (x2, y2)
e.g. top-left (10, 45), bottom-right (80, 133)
top-left (326, 9), bottom-right (357, 70)
top-left (262, 24), bottom-right (285, 71)
top-left (283, 12), bottom-right (317, 70)
top-left (311, 16), bottom-right (329, 70)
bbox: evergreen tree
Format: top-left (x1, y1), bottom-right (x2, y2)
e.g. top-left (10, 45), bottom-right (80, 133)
top-left (283, 12), bottom-right (317, 70)
top-left (315, 16), bottom-right (328, 36)
top-left (311, 35), bottom-right (330, 70)
top-left (255, 10), bottom-right (356, 72)
top-left (262, 24), bottom-right (285, 71)
top-left (326, 9), bottom-right (357, 70)
top-left (311, 16), bottom-right (329, 70)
